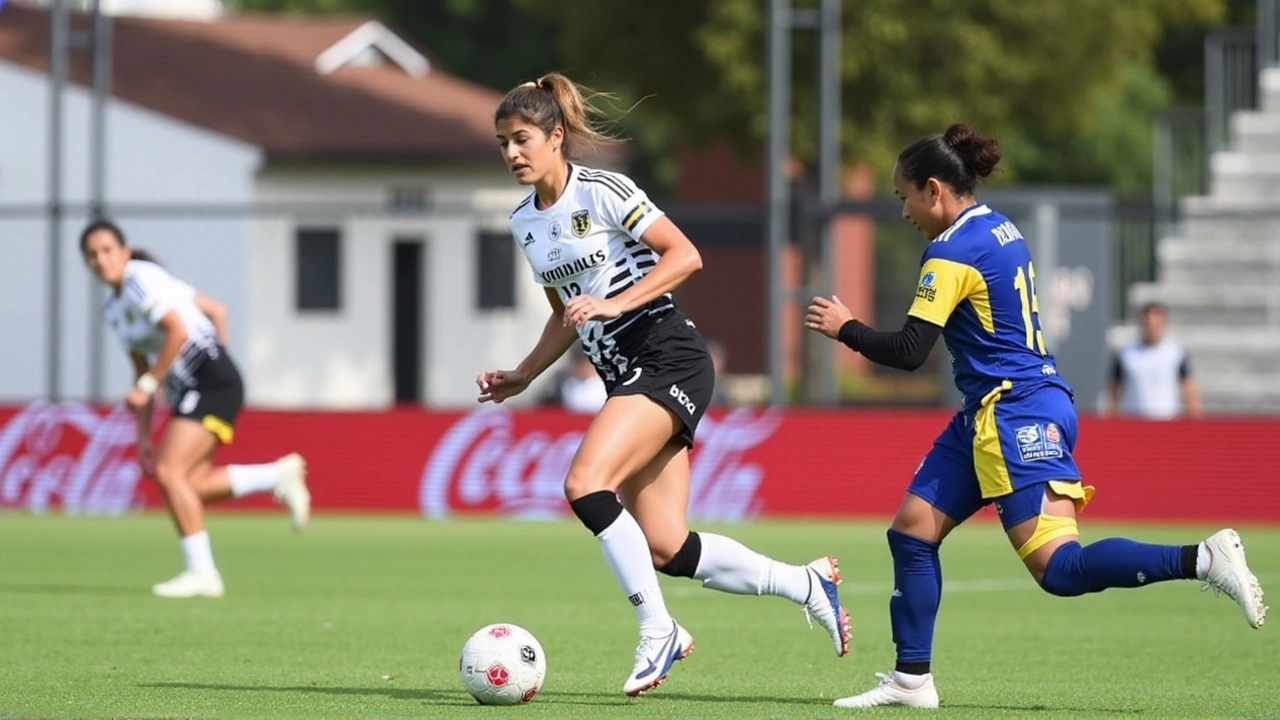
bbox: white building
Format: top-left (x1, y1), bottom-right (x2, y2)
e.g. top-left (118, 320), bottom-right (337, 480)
top-left (0, 5), bottom-right (562, 409)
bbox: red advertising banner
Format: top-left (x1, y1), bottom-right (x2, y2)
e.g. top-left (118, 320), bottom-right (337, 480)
top-left (1, 402), bottom-right (1276, 523)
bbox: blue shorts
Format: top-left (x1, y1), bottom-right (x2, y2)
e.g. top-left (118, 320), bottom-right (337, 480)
top-left (908, 383), bottom-right (1088, 530)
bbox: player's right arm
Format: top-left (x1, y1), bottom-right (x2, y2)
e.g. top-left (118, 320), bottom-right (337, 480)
top-left (477, 287), bottom-right (579, 404)
top-left (807, 248), bottom-right (976, 371)
top-left (129, 351), bottom-right (156, 475)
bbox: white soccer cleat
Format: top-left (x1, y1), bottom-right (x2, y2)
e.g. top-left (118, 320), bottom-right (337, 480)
top-left (622, 621), bottom-right (694, 697)
top-left (152, 569), bottom-right (225, 599)
top-left (1200, 528), bottom-right (1267, 629)
top-left (273, 453), bottom-right (311, 532)
top-left (803, 556), bottom-right (851, 656)
top-left (833, 671), bottom-right (940, 709)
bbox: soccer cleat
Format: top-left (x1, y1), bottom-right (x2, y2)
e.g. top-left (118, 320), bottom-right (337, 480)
top-left (622, 621), bottom-right (694, 697)
top-left (833, 671), bottom-right (940, 709)
top-left (1200, 528), bottom-right (1267, 629)
top-left (803, 556), bottom-right (851, 656)
top-left (152, 569), bottom-right (225, 599)
top-left (273, 453), bottom-right (311, 532)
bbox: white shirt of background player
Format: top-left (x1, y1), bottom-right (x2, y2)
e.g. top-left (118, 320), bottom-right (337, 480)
top-left (104, 259), bottom-right (224, 398)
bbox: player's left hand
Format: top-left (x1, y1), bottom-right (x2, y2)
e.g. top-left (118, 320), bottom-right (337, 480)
top-left (125, 387), bottom-right (151, 412)
top-left (805, 295), bottom-right (853, 339)
top-left (563, 295), bottom-right (623, 327)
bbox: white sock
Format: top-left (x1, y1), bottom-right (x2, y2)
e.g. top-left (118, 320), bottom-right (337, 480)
top-left (180, 531), bottom-right (217, 574)
top-left (893, 671), bottom-right (930, 689)
top-left (227, 462), bottom-right (283, 498)
top-left (597, 510), bottom-right (672, 637)
top-left (693, 532), bottom-right (811, 604)
top-left (1196, 541), bottom-right (1212, 580)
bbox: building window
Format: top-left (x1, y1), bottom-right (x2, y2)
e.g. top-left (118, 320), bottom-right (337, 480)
top-left (296, 228), bottom-right (341, 311)
top-left (476, 231), bottom-right (516, 310)
top-left (389, 186), bottom-right (430, 213)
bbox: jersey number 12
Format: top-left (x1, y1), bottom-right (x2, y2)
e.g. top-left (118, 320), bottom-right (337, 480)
top-left (1013, 263), bottom-right (1047, 355)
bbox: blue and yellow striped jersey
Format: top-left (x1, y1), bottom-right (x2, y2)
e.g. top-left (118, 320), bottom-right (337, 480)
top-left (906, 204), bottom-right (1072, 409)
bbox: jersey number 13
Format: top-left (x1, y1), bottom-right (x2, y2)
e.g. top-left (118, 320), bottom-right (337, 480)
top-left (1012, 262), bottom-right (1047, 355)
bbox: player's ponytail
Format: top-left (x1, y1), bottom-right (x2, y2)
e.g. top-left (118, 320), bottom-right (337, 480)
top-left (494, 72), bottom-right (621, 160)
top-left (128, 248), bottom-right (161, 266)
top-left (897, 123), bottom-right (1001, 196)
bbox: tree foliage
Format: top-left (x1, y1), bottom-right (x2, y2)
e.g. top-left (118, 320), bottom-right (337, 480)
top-left (525, 0), bottom-right (1224, 180)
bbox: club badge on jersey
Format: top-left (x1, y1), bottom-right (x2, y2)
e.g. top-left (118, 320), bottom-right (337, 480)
top-left (508, 164), bottom-right (671, 380)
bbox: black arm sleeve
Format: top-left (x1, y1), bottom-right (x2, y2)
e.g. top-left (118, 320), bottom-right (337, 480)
top-left (1111, 355), bottom-right (1124, 383)
top-left (1178, 354), bottom-right (1191, 380)
top-left (836, 316), bottom-right (944, 372)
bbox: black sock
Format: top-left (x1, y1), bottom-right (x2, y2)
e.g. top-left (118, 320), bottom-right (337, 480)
top-left (657, 532), bottom-right (702, 578)
top-left (1181, 544), bottom-right (1200, 579)
top-left (895, 661), bottom-right (931, 676)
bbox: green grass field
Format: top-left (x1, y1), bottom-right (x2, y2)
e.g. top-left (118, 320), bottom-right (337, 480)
top-left (1, 513), bottom-right (1276, 719)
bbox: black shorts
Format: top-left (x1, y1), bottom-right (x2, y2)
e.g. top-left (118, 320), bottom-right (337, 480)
top-left (168, 349), bottom-right (244, 445)
top-left (604, 310), bottom-right (715, 448)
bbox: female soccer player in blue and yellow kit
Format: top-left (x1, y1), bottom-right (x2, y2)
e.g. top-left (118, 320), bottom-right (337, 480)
top-left (806, 124), bottom-right (1267, 710)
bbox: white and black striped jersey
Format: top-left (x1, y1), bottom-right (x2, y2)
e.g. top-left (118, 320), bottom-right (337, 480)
top-left (103, 259), bottom-right (221, 397)
top-left (508, 164), bottom-right (672, 381)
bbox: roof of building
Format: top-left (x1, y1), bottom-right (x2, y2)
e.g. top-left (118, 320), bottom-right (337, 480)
top-left (0, 5), bottom-right (507, 161)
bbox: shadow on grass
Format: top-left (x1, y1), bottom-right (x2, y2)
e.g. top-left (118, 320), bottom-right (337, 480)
top-left (141, 682), bottom-right (826, 707)
top-left (0, 582), bottom-right (142, 597)
top-left (142, 682), bottom-right (626, 707)
top-left (945, 703), bottom-right (1143, 715)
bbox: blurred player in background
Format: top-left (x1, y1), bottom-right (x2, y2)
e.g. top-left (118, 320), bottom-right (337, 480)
top-left (81, 221), bottom-right (312, 598)
top-left (1104, 301), bottom-right (1203, 419)
top-left (806, 124), bottom-right (1266, 709)
top-left (477, 73), bottom-right (850, 697)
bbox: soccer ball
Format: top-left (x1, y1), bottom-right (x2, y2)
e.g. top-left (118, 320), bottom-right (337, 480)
top-left (458, 623), bottom-right (546, 705)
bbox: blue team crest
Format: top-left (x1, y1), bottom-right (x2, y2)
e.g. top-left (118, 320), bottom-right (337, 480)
top-left (915, 271), bottom-right (938, 302)
top-left (1015, 423), bottom-right (1063, 462)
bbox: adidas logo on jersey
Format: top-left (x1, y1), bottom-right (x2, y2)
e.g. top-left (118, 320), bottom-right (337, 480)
top-left (669, 384), bottom-right (696, 415)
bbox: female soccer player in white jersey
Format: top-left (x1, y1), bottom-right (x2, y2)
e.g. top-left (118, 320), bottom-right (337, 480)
top-left (477, 73), bottom-right (850, 696)
top-left (81, 221), bottom-right (312, 598)
top-left (805, 124), bottom-right (1266, 709)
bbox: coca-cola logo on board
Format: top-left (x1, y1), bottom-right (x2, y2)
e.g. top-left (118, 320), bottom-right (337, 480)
top-left (0, 402), bottom-right (149, 515)
top-left (418, 407), bottom-right (783, 521)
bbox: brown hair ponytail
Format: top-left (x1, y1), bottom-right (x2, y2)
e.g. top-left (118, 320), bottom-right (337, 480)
top-left (495, 72), bottom-right (620, 160)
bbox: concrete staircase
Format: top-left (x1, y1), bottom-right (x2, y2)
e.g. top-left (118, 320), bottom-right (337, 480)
top-left (1119, 68), bottom-right (1280, 414)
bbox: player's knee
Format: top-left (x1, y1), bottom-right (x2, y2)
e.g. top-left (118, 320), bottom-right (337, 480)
top-left (562, 462), bottom-right (613, 501)
top-left (887, 528), bottom-right (939, 562)
top-left (152, 460), bottom-right (186, 489)
top-left (656, 531), bottom-right (701, 578)
top-left (567, 489), bottom-right (623, 536)
top-left (1039, 541), bottom-right (1088, 597)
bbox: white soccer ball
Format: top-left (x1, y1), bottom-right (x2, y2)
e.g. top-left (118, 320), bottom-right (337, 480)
top-left (458, 623), bottom-right (547, 705)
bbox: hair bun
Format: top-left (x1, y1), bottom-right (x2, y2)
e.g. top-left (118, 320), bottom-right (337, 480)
top-left (944, 123), bottom-right (976, 149)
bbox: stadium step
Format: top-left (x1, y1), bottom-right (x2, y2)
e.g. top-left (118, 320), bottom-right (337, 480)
top-left (1157, 239), bottom-right (1280, 285)
top-left (1108, 326), bottom-right (1280, 376)
top-left (1209, 151), bottom-right (1280, 199)
top-left (1128, 283), bottom-right (1280, 327)
top-left (1262, 67), bottom-right (1280, 114)
top-left (1230, 110), bottom-right (1280, 153)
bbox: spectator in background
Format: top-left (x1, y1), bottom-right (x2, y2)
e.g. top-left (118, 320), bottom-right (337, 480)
top-left (545, 348), bottom-right (608, 414)
top-left (706, 339), bottom-right (729, 406)
top-left (1105, 302), bottom-right (1202, 419)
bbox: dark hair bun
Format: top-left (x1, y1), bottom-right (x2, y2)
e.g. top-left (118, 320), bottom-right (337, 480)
top-left (944, 123), bottom-right (1001, 179)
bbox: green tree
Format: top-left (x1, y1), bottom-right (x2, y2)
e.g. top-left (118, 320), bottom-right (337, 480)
top-left (525, 0), bottom-right (1224, 182)
top-left (1002, 61), bottom-right (1174, 192)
